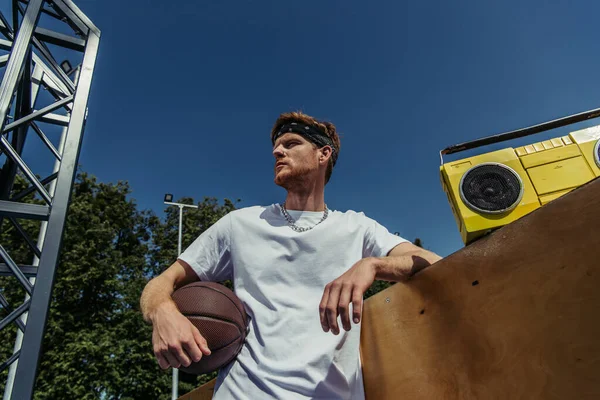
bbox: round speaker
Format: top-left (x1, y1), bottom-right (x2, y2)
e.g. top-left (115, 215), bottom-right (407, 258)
top-left (459, 163), bottom-right (524, 214)
top-left (594, 138), bottom-right (600, 168)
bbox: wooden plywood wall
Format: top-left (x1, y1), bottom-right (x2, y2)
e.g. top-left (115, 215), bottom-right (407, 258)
top-left (360, 177), bottom-right (600, 399)
top-left (177, 378), bottom-right (215, 400)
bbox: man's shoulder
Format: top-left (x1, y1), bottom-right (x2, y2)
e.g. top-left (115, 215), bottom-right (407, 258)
top-left (332, 208), bottom-right (368, 219)
top-left (330, 208), bottom-right (375, 227)
top-left (227, 204), bottom-right (277, 219)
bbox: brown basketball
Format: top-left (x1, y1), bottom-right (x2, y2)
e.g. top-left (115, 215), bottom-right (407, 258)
top-left (171, 281), bottom-right (248, 375)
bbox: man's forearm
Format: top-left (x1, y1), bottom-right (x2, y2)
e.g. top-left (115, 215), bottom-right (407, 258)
top-left (372, 249), bottom-right (442, 282)
top-left (140, 275), bottom-right (179, 324)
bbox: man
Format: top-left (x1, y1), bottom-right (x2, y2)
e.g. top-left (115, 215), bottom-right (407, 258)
top-left (140, 111), bottom-right (442, 399)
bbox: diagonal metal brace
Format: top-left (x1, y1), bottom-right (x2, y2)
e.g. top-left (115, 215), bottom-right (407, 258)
top-left (0, 245), bottom-right (34, 295)
top-left (0, 299), bottom-right (30, 332)
top-left (0, 350), bottom-right (21, 374)
top-left (8, 217), bottom-right (42, 259)
top-left (0, 136), bottom-right (52, 205)
top-left (2, 95), bottom-right (73, 133)
top-left (9, 173), bottom-right (58, 203)
top-left (0, 293), bottom-right (27, 332)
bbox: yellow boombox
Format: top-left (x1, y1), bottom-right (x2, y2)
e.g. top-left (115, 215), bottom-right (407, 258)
top-left (440, 108), bottom-right (600, 245)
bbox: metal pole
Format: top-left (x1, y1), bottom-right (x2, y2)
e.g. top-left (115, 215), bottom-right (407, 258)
top-left (178, 205), bottom-right (183, 256)
top-left (3, 66), bottom-right (80, 400)
top-left (172, 204), bottom-right (183, 400)
top-left (163, 200), bottom-right (197, 400)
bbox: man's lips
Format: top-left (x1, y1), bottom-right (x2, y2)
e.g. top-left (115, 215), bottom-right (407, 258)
top-left (275, 162), bottom-right (287, 169)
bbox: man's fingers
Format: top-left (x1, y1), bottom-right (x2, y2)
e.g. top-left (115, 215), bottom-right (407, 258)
top-left (319, 285), bottom-right (331, 332)
top-left (156, 353), bottom-right (170, 370)
top-left (184, 336), bottom-right (204, 364)
top-left (162, 350), bottom-right (180, 369)
top-left (193, 327), bottom-right (211, 356)
top-left (352, 286), bottom-right (363, 324)
top-left (173, 345), bottom-right (192, 367)
top-left (326, 282), bottom-right (342, 335)
top-left (338, 284), bottom-right (352, 331)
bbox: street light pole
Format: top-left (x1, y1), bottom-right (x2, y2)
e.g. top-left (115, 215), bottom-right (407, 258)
top-left (163, 194), bottom-right (198, 400)
top-left (178, 205), bottom-right (183, 256)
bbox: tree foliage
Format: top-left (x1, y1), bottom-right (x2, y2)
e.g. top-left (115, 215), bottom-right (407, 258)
top-left (0, 172), bottom-right (237, 399)
top-left (0, 170), bottom-right (423, 398)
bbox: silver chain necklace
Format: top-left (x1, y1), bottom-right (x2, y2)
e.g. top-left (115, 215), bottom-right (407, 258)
top-left (279, 202), bottom-right (329, 232)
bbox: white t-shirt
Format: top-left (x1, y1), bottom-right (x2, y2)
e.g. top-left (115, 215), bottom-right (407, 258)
top-left (179, 204), bottom-right (407, 400)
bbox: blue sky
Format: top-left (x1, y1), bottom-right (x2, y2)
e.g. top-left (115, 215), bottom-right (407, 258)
top-left (6, 0), bottom-right (600, 257)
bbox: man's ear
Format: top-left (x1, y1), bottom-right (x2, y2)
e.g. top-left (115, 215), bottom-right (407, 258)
top-left (320, 146), bottom-right (332, 164)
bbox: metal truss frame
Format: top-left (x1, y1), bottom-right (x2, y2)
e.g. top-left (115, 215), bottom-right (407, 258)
top-left (0, 1), bottom-right (100, 399)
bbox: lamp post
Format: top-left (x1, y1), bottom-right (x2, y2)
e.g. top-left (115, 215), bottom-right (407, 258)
top-left (163, 193), bottom-right (198, 400)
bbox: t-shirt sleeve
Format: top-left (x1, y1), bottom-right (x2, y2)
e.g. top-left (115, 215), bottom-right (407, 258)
top-left (362, 213), bottom-right (409, 258)
top-left (178, 213), bottom-right (233, 282)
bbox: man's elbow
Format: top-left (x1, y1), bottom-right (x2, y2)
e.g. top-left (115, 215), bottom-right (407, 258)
top-left (409, 250), bottom-right (442, 277)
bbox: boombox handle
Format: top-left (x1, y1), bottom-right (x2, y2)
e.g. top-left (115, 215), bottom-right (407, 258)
top-left (439, 107), bottom-right (600, 165)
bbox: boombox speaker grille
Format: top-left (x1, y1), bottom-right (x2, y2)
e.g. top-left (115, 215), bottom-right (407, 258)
top-left (594, 139), bottom-right (600, 168)
top-left (460, 163), bottom-right (523, 214)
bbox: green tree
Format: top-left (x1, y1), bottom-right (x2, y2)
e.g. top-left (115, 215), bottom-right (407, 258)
top-left (31, 171), bottom-right (162, 399)
top-left (0, 172), bottom-right (239, 399)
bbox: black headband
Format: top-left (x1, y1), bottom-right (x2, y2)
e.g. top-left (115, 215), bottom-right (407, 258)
top-left (272, 122), bottom-right (338, 167)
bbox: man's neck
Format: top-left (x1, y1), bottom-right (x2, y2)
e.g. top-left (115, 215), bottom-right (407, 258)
top-left (284, 191), bottom-right (326, 212)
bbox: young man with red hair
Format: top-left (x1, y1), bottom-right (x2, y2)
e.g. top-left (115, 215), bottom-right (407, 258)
top-left (141, 111), bottom-right (442, 399)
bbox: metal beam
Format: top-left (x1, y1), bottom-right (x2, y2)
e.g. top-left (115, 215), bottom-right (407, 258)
top-left (0, 47), bottom-right (34, 205)
top-left (7, 217), bottom-right (41, 259)
top-left (0, 245), bottom-right (33, 296)
top-left (52, 0), bottom-right (98, 36)
top-left (12, 1), bottom-right (19, 41)
top-left (31, 122), bottom-right (61, 161)
top-left (40, 6), bottom-right (62, 21)
top-left (33, 52), bottom-right (72, 96)
top-left (1, 1), bottom-right (101, 398)
top-left (2, 95), bottom-right (73, 133)
top-left (11, 29), bottom-right (101, 400)
top-left (0, 38), bottom-right (12, 50)
top-left (0, 12), bottom-right (12, 40)
top-left (37, 112), bottom-right (70, 126)
top-left (0, 0), bottom-right (43, 134)
top-left (0, 136), bottom-right (52, 205)
top-left (0, 351), bottom-right (20, 375)
top-left (0, 200), bottom-right (50, 221)
top-left (30, 63), bottom-right (44, 109)
top-left (0, 300), bottom-right (30, 332)
top-left (34, 27), bottom-right (85, 52)
top-left (10, 172), bottom-right (58, 202)
top-left (0, 294), bottom-right (27, 332)
top-left (0, 264), bottom-right (37, 278)
top-left (32, 36), bottom-right (76, 93)
top-left (17, 1), bottom-right (67, 22)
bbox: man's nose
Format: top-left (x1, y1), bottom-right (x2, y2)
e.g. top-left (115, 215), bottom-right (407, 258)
top-left (273, 145), bottom-right (284, 157)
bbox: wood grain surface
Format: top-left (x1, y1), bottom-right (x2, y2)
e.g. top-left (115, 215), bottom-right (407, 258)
top-left (177, 378), bottom-right (215, 400)
top-left (360, 177), bottom-right (600, 399)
